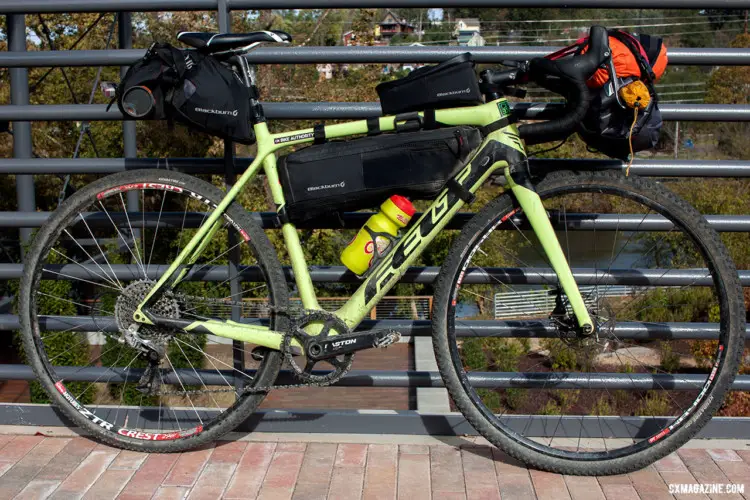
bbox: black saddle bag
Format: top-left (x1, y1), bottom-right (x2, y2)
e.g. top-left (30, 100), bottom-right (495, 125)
top-left (278, 126), bottom-right (483, 223)
top-left (116, 42), bottom-right (255, 144)
top-left (376, 54), bottom-right (483, 115)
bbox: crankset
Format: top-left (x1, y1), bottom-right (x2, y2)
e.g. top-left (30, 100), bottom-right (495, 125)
top-left (281, 310), bottom-right (401, 386)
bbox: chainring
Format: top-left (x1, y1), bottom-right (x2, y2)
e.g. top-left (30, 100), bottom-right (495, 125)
top-left (282, 310), bottom-right (354, 385)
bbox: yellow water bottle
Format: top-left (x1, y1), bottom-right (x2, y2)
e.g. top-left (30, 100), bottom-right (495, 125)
top-left (341, 195), bottom-right (416, 275)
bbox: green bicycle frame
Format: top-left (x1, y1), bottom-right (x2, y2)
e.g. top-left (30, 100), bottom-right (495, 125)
top-left (133, 98), bottom-right (593, 349)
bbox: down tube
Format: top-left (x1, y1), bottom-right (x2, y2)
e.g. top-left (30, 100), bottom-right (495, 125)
top-left (336, 140), bottom-right (507, 329)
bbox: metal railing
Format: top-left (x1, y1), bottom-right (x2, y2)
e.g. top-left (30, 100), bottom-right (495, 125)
top-left (1, 0), bottom-right (749, 438)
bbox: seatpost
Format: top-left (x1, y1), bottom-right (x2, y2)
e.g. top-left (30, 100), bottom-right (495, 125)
top-left (233, 54), bottom-right (266, 123)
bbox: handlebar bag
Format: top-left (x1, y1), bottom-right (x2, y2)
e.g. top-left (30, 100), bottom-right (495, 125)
top-left (578, 77), bottom-right (663, 161)
top-left (547, 29), bottom-right (667, 160)
top-left (376, 54), bottom-right (483, 115)
top-left (117, 43), bottom-right (255, 144)
top-left (278, 126), bottom-right (482, 224)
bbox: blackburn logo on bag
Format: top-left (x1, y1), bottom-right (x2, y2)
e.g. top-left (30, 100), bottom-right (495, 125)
top-left (436, 87), bottom-right (472, 98)
top-left (194, 107), bottom-right (239, 117)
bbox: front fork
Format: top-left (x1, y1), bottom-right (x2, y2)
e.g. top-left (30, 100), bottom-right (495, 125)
top-left (505, 166), bottom-right (594, 333)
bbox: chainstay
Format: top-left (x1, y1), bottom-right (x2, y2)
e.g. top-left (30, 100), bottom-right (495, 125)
top-left (157, 296), bottom-right (351, 396)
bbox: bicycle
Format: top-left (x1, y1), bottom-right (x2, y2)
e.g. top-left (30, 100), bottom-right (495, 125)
top-left (19, 26), bottom-right (745, 475)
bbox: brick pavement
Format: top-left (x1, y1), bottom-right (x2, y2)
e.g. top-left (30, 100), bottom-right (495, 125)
top-left (0, 434), bottom-right (747, 499)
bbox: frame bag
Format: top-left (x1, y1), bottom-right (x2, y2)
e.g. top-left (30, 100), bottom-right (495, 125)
top-left (116, 43), bottom-right (255, 144)
top-left (376, 54), bottom-right (483, 115)
top-left (278, 126), bottom-right (482, 223)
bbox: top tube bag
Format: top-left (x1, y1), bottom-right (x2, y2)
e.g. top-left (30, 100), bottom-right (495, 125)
top-left (376, 54), bottom-right (483, 115)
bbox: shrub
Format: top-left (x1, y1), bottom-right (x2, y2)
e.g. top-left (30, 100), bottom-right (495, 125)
top-left (540, 400), bottom-right (562, 415)
top-left (477, 389), bottom-right (502, 413)
top-left (461, 338), bottom-right (488, 370)
top-left (592, 395), bottom-right (614, 416)
top-left (542, 339), bottom-right (578, 371)
top-left (505, 388), bottom-right (526, 410)
top-left (485, 338), bottom-right (525, 372)
top-left (659, 341), bottom-right (681, 373)
top-left (636, 391), bottom-right (671, 416)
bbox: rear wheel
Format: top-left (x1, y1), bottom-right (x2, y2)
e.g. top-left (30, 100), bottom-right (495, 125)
top-left (432, 170), bottom-right (744, 475)
top-left (20, 169), bottom-right (289, 451)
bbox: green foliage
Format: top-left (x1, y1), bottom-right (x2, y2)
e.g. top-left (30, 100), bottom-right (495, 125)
top-left (505, 388), bottom-right (526, 410)
top-left (486, 338), bottom-right (525, 372)
top-left (540, 400), bottom-right (562, 415)
top-left (636, 391), bottom-right (671, 417)
top-left (659, 341), bottom-right (681, 373)
top-left (541, 339), bottom-right (578, 371)
top-left (477, 389), bottom-right (502, 413)
top-left (592, 395), bottom-right (614, 416)
top-left (705, 34), bottom-right (750, 159)
top-left (461, 338), bottom-right (488, 370)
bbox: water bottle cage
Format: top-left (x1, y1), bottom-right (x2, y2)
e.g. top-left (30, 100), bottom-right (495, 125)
top-left (359, 226), bottom-right (399, 279)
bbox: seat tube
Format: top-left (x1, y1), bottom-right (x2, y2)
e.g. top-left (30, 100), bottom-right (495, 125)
top-left (505, 167), bottom-right (594, 332)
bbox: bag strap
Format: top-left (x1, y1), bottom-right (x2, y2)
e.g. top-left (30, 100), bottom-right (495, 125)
top-left (366, 117), bottom-right (381, 136)
top-left (608, 29), bottom-right (656, 83)
top-left (479, 116), bottom-right (513, 137)
top-left (313, 123), bottom-right (326, 144)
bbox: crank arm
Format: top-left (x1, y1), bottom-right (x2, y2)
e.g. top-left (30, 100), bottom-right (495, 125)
top-left (307, 329), bottom-right (400, 361)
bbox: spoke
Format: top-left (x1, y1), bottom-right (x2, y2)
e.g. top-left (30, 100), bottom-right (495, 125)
top-left (119, 193), bottom-right (146, 272)
top-left (50, 247), bottom-right (121, 291)
top-left (163, 351), bottom-right (203, 425)
top-left (74, 215), bottom-right (123, 289)
top-left (173, 340), bottom-right (225, 408)
top-left (147, 191), bottom-right (168, 274)
top-left (174, 337), bottom-right (255, 384)
top-left (98, 200), bottom-right (147, 279)
top-left (40, 268), bottom-right (121, 292)
top-left (36, 291), bottom-right (114, 316)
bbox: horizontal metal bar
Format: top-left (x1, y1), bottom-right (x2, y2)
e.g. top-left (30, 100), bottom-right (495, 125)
top-left (2, 0), bottom-right (746, 13)
top-left (1, 103), bottom-right (747, 122)
top-left (0, 364), bottom-right (748, 390)
top-left (1, 157), bottom-right (749, 178)
top-left (0, 157), bottom-right (249, 175)
top-left (1, 210), bottom-right (748, 232)
top-left (1, 46), bottom-right (744, 67)
top-left (0, 263), bottom-right (744, 285)
top-left (2, 314), bottom-right (748, 341)
top-left (1, 404), bottom-right (747, 439)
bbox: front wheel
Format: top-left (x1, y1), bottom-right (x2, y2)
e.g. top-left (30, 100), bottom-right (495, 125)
top-left (432, 170), bottom-right (744, 475)
top-left (19, 169), bottom-right (289, 452)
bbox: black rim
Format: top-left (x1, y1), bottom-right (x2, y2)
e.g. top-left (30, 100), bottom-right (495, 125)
top-left (445, 178), bottom-right (730, 461)
top-left (26, 178), bottom-right (280, 443)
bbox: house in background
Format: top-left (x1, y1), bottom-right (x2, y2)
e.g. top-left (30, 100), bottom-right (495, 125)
top-left (378, 9), bottom-right (415, 41)
top-left (454, 18), bottom-right (485, 46)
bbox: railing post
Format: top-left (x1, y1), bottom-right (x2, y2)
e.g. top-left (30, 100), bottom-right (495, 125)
top-left (118, 12), bottom-right (139, 214)
top-left (7, 14), bottom-right (36, 255)
top-left (217, 0), bottom-right (245, 391)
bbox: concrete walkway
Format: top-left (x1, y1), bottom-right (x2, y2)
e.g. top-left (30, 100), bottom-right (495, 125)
top-left (0, 431), bottom-right (748, 500)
